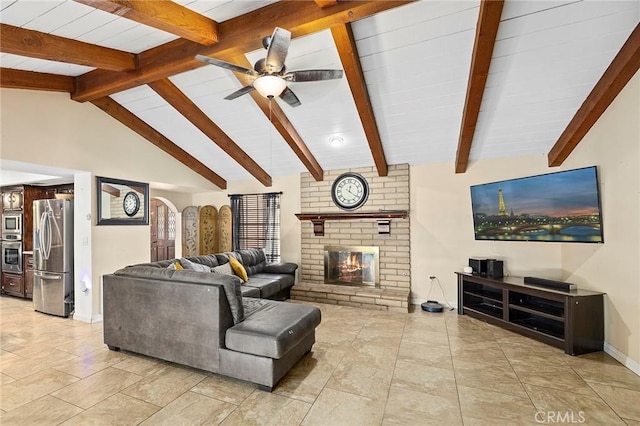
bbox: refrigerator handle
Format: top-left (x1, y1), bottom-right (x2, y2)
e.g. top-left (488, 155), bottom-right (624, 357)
top-left (38, 212), bottom-right (47, 260)
top-left (42, 211), bottom-right (52, 260)
top-left (34, 271), bottom-right (62, 280)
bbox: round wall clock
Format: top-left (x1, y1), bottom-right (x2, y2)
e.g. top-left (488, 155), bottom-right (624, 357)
top-left (123, 191), bottom-right (140, 217)
top-left (331, 172), bottom-right (369, 211)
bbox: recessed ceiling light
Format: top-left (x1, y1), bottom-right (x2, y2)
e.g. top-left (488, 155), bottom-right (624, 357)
top-left (329, 136), bottom-right (343, 145)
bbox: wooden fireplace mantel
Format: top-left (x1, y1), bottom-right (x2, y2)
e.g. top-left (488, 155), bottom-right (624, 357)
top-left (295, 211), bottom-right (408, 236)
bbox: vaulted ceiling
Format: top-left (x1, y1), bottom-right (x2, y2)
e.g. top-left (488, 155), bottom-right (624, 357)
top-left (1, 0), bottom-right (639, 190)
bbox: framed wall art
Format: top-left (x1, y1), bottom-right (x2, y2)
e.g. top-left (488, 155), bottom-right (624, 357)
top-left (96, 176), bottom-right (149, 225)
top-left (470, 166), bottom-right (603, 243)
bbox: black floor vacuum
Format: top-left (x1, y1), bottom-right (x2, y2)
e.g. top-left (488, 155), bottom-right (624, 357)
top-left (421, 276), bottom-right (453, 313)
top-left (421, 300), bottom-right (444, 312)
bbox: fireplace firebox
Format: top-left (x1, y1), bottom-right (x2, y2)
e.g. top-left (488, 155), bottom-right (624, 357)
top-left (324, 246), bottom-right (379, 287)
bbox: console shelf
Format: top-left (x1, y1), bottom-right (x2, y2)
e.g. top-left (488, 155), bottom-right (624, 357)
top-left (456, 273), bottom-right (604, 355)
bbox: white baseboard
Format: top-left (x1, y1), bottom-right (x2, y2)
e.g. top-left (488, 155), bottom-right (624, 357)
top-left (73, 313), bottom-right (103, 323)
top-left (604, 342), bottom-right (640, 376)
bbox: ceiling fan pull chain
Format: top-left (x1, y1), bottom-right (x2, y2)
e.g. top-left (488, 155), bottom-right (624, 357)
top-left (269, 98), bottom-right (273, 174)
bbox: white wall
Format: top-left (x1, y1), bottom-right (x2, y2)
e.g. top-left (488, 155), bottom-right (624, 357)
top-left (410, 155), bottom-right (564, 303)
top-left (1, 89), bottom-right (220, 318)
top-left (560, 71), bottom-right (639, 368)
top-left (410, 71), bottom-right (640, 368)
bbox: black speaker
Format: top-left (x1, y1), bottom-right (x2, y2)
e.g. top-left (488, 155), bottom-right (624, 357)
top-left (487, 259), bottom-right (503, 279)
top-left (469, 258), bottom-right (487, 275)
top-left (524, 276), bottom-right (576, 291)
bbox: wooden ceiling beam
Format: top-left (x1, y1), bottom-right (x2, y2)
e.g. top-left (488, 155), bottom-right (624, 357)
top-left (0, 24), bottom-right (136, 72)
top-left (548, 24), bottom-right (640, 167)
top-left (91, 96), bottom-right (227, 189)
top-left (454, 0), bottom-right (504, 174)
top-left (315, 0), bottom-right (339, 7)
top-left (101, 184), bottom-right (121, 198)
top-left (331, 23), bottom-right (388, 177)
top-left (148, 78), bottom-right (272, 186)
top-left (0, 68), bottom-right (74, 92)
top-left (72, 1), bottom-right (413, 102)
top-left (74, 0), bottom-right (219, 46)
top-left (224, 54), bottom-right (324, 181)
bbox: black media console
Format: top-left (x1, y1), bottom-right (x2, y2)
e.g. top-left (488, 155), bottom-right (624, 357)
top-left (456, 272), bottom-right (604, 355)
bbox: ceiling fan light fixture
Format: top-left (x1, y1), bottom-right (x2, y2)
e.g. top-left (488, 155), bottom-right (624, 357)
top-left (253, 75), bottom-right (287, 98)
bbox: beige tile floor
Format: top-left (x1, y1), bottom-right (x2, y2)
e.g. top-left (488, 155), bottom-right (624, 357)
top-left (1, 295), bottom-right (639, 425)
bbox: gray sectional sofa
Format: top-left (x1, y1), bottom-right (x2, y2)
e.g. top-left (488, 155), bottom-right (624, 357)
top-left (102, 248), bottom-right (321, 391)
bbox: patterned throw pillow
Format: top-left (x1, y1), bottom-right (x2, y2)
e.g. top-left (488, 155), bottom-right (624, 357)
top-left (228, 256), bottom-right (249, 282)
top-left (179, 258), bottom-right (211, 272)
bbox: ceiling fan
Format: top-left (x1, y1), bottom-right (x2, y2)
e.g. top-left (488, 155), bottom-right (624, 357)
top-left (195, 27), bottom-right (343, 107)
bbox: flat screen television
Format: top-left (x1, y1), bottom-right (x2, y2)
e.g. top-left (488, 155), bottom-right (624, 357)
top-left (470, 166), bottom-right (604, 243)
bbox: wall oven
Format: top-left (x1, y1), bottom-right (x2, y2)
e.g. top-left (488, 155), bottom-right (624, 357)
top-left (2, 241), bottom-right (22, 273)
top-left (2, 214), bottom-right (23, 239)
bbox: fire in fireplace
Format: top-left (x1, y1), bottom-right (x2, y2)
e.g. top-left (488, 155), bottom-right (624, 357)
top-left (324, 246), bottom-right (379, 287)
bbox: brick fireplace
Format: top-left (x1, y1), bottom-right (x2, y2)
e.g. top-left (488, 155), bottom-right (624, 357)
top-left (292, 165), bottom-right (410, 312)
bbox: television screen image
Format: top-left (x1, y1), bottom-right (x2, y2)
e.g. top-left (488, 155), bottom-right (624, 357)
top-left (470, 166), bottom-right (604, 243)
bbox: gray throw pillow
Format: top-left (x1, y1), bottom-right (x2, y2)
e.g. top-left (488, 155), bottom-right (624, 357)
top-left (179, 258), bottom-right (211, 273)
top-left (212, 262), bottom-right (234, 276)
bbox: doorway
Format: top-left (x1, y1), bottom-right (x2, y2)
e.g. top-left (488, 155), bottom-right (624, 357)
top-left (150, 198), bottom-right (176, 262)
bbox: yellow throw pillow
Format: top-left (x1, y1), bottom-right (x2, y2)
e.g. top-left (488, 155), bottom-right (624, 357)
top-left (167, 261), bottom-right (183, 270)
top-left (228, 256), bottom-right (248, 282)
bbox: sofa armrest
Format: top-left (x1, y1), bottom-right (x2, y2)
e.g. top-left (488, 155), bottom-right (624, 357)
top-left (263, 262), bottom-right (298, 275)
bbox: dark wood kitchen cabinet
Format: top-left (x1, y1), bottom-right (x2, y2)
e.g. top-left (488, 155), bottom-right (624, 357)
top-left (23, 253), bottom-right (34, 299)
top-left (2, 184), bottom-right (71, 299)
top-left (2, 272), bottom-right (24, 298)
top-left (23, 186), bottom-right (49, 251)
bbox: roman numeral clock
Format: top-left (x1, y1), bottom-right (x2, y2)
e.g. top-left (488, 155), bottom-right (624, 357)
top-left (331, 173), bottom-right (369, 211)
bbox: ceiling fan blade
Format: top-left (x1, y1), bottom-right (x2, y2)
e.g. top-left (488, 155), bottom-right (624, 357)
top-left (279, 87), bottom-right (301, 108)
top-left (195, 54), bottom-right (257, 76)
top-left (285, 69), bottom-right (344, 82)
top-left (224, 85), bottom-right (255, 100)
top-left (265, 27), bottom-right (291, 73)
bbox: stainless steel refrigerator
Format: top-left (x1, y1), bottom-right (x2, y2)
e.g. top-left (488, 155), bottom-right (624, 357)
top-left (33, 199), bottom-right (74, 317)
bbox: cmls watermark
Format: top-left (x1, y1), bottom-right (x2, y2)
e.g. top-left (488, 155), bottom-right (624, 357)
top-left (535, 411), bottom-right (586, 424)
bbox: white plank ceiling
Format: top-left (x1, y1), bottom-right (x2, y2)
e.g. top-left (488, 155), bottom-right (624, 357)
top-left (1, 0), bottom-right (638, 188)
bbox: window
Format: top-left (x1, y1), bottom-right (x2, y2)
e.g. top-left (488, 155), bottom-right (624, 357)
top-left (229, 192), bottom-right (281, 262)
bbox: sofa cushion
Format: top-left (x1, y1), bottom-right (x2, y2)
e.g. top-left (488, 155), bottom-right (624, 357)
top-left (229, 256), bottom-right (249, 282)
top-left (114, 266), bottom-right (244, 324)
top-left (238, 248), bottom-right (267, 275)
top-left (242, 297), bottom-right (269, 317)
top-left (225, 301), bottom-right (321, 359)
top-left (263, 262), bottom-right (298, 275)
top-left (214, 252), bottom-right (242, 267)
top-left (240, 286), bottom-right (261, 298)
top-left (243, 277), bottom-right (282, 299)
top-left (250, 273), bottom-right (294, 290)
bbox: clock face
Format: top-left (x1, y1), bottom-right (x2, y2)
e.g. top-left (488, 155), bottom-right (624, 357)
top-left (123, 191), bottom-right (140, 217)
top-left (331, 173), bottom-right (369, 211)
